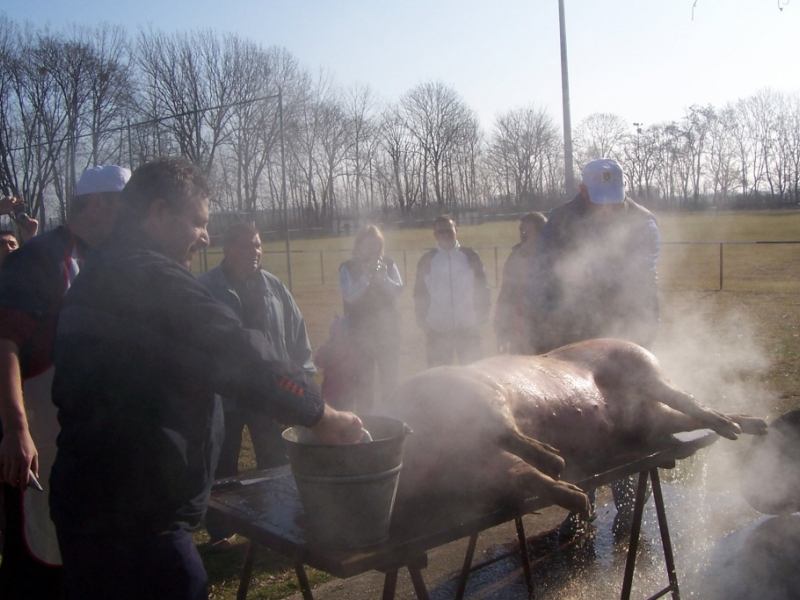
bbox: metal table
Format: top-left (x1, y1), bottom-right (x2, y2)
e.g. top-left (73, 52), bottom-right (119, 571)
top-left (207, 429), bottom-right (718, 600)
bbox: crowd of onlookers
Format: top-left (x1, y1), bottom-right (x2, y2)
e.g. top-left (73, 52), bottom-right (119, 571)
top-left (0, 156), bottom-right (660, 598)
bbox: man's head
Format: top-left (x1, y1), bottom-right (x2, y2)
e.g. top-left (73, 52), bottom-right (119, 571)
top-left (69, 165), bottom-right (131, 245)
top-left (223, 222), bottom-right (262, 280)
top-left (579, 158), bottom-right (626, 207)
top-left (352, 224), bottom-right (385, 264)
top-left (119, 157), bottom-right (211, 269)
top-left (433, 215), bottom-right (458, 250)
top-left (519, 212), bottom-right (547, 245)
top-left (0, 230), bottom-right (18, 267)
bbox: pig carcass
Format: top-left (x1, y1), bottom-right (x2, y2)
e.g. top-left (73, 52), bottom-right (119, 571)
top-left (386, 338), bottom-right (767, 515)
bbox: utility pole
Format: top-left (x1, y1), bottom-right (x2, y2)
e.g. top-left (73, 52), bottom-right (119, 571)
top-left (633, 122), bottom-right (643, 198)
top-left (558, 0), bottom-right (575, 197)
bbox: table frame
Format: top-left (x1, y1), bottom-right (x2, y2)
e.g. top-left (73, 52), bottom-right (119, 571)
top-left (208, 430), bottom-right (717, 600)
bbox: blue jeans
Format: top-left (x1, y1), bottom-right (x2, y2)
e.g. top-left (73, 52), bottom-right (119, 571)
top-left (57, 528), bottom-right (208, 600)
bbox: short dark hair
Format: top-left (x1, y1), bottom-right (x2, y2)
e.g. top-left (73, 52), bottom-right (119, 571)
top-left (118, 157), bottom-right (210, 224)
top-left (520, 212), bottom-right (547, 233)
top-left (433, 214), bottom-right (455, 228)
top-left (69, 191), bottom-right (119, 219)
top-left (223, 222), bottom-right (260, 249)
top-left (0, 229), bottom-right (16, 237)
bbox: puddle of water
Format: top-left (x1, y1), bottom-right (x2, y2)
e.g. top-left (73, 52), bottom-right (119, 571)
top-left (428, 448), bottom-right (780, 599)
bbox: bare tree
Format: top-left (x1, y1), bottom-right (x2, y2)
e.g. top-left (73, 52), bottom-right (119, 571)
top-left (400, 81), bottom-right (476, 209)
top-left (574, 112), bottom-right (628, 167)
top-left (487, 105), bottom-right (560, 206)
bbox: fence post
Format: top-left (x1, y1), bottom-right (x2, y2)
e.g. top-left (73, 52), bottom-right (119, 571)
top-left (320, 251), bottom-right (325, 285)
top-left (719, 242), bottom-right (723, 291)
top-left (494, 247), bottom-right (499, 287)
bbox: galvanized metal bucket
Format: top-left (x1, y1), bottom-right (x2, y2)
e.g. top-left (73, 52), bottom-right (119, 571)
top-left (282, 415), bottom-right (411, 548)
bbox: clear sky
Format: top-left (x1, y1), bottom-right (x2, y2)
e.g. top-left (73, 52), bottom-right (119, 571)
top-left (2, 0), bottom-right (798, 133)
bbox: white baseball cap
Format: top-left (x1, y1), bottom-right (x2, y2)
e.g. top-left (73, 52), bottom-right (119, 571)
top-left (581, 158), bottom-right (625, 205)
top-left (75, 165), bottom-right (131, 196)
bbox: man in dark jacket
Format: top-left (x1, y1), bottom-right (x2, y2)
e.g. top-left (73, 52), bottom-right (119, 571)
top-left (527, 158), bottom-right (660, 354)
top-left (49, 158), bottom-right (361, 600)
top-left (198, 222), bottom-right (315, 550)
top-left (526, 158), bottom-right (660, 540)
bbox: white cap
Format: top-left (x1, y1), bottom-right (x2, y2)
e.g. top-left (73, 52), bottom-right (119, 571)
top-left (581, 158), bottom-right (625, 204)
top-left (75, 165), bottom-right (131, 196)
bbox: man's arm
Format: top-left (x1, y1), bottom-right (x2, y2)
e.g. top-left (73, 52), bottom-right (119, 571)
top-left (0, 339), bottom-right (37, 490)
top-left (413, 251), bottom-right (433, 330)
top-left (278, 283), bottom-right (316, 375)
top-left (466, 248), bottom-right (491, 326)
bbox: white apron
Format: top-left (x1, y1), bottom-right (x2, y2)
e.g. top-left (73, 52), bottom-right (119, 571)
top-left (18, 242), bottom-right (81, 565)
top-left (22, 366), bottom-right (61, 565)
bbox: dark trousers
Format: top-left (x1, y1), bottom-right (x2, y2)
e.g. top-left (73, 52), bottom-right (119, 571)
top-left (216, 408), bottom-right (288, 477)
top-left (350, 337), bottom-right (400, 415)
top-left (0, 483), bottom-right (65, 599)
top-left (57, 528), bottom-right (207, 600)
top-left (426, 328), bottom-right (484, 368)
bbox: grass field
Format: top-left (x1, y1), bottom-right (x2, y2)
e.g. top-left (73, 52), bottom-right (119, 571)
top-left (192, 208), bottom-right (800, 599)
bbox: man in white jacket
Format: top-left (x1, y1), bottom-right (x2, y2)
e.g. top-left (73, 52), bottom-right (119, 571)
top-left (413, 215), bottom-right (491, 367)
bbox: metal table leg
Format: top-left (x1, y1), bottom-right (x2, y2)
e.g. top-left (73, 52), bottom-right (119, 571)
top-left (620, 470), bottom-right (650, 600)
top-left (515, 516), bottom-right (535, 598)
top-left (295, 563), bottom-right (315, 600)
top-left (620, 468), bottom-right (682, 600)
top-left (455, 531), bottom-right (480, 600)
top-left (408, 561), bottom-right (431, 600)
top-left (381, 569), bottom-right (399, 600)
top-left (236, 540), bottom-right (258, 600)
top-left (651, 468), bottom-right (681, 600)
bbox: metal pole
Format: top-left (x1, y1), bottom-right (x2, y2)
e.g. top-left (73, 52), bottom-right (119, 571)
top-left (279, 88), bottom-right (293, 291)
top-left (127, 119), bottom-right (134, 168)
top-left (494, 247), bottom-right (499, 287)
top-left (558, 0), bottom-right (575, 197)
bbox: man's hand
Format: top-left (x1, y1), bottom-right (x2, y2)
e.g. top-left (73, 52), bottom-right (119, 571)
top-left (16, 213), bottom-right (39, 243)
top-left (0, 196), bottom-right (23, 217)
top-left (310, 405), bottom-right (364, 445)
top-left (0, 339), bottom-right (38, 490)
top-left (0, 428), bottom-right (38, 491)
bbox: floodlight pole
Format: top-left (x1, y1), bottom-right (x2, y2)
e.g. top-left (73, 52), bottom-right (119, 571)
top-left (278, 87), bottom-right (292, 292)
top-left (558, 0), bottom-right (575, 197)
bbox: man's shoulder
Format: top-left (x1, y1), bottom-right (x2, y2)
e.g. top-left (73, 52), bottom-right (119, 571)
top-left (623, 197), bottom-right (658, 223)
top-left (416, 248), bottom-right (438, 265)
top-left (0, 226), bottom-right (70, 282)
top-left (457, 246), bottom-right (483, 263)
top-left (259, 268), bottom-right (290, 292)
top-left (12, 225), bottom-right (70, 259)
top-left (547, 196), bottom-right (583, 222)
top-left (196, 265), bottom-right (225, 287)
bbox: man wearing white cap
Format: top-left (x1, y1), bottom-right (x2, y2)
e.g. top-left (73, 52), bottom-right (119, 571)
top-left (0, 165), bottom-right (130, 598)
top-left (526, 158), bottom-right (660, 538)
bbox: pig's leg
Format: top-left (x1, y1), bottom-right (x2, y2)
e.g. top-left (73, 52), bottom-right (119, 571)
top-left (498, 428), bottom-right (565, 479)
top-left (634, 376), bottom-right (766, 439)
top-left (503, 456), bottom-right (591, 515)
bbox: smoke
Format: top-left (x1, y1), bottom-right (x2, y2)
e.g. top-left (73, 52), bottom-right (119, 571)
top-left (653, 298), bottom-right (772, 417)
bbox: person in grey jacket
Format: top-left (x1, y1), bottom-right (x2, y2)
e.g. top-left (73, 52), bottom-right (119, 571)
top-left (197, 222), bottom-right (315, 549)
top-left (414, 215), bottom-right (491, 367)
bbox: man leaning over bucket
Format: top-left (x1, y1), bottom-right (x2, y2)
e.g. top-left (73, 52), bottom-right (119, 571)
top-left (48, 157), bottom-right (362, 600)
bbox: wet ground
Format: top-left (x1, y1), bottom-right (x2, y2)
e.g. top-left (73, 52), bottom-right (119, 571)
top-left (289, 480), bottom-right (798, 599)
